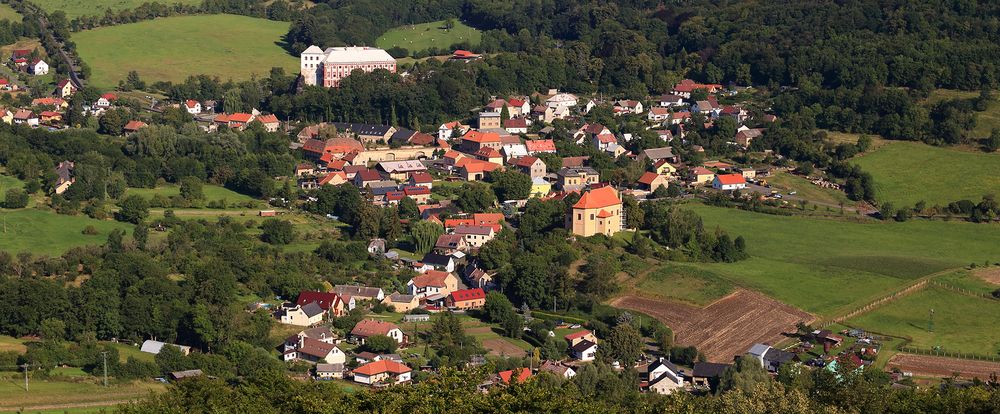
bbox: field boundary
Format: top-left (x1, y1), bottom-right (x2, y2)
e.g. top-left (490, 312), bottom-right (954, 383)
top-left (929, 280), bottom-right (998, 301)
top-left (823, 267), bottom-right (966, 327)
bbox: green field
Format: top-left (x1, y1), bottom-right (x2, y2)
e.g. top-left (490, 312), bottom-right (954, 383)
top-left (73, 14), bottom-right (297, 89)
top-left (851, 141), bottom-right (1000, 207)
top-left (0, 3), bottom-right (20, 21)
top-left (0, 174), bottom-right (24, 203)
top-left (126, 184), bottom-right (256, 204)
top-left (34, 0), bottom-right (201, 18)
top-left (376, 20), bottom-right (481, 54)
top-left (669, 204), bottom-right (1000, 317)
top-left (766, 171), bottom-right (856, 207)
top-left (0, 373), bottom-right (164, 412)
top-left (634, 263), bottom-right (734, 306)
top-left (849, 287), bottom-right (1000, 354)
top-left (0, 209), bottom-right (130, 255)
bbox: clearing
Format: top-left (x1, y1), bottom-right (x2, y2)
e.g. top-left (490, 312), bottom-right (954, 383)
top-left (0, 209), bottom-right (130, 255)
top-left (632, 263), bottom-right (734, 306)
top-left (851, 141), bottom-right (1000, 207)
top-left (974, 267), bottom-right (1000, 286)
top-left (73, 14), bottom-right (297, 89)
top-left (0, 174), bottom-right (24, 203)
top-left (0, 374), bottom-right (164, 412)
top-left (0, 3), bottom-right (20, 21)
top-left (765, 171), bottom-right (856, 208)
top-left (677, 204), bottom-right (1000, 317)
top-left (848, 286), bottom-right (1000, 355)
top-left (125, 184), bottom-right (257, 204)
top-left (610, 290), bottom-right (813, 362)
top-left (887, 353), bottom-right (1000, 379)
top-left (34, 0), bottom-right (201, 19)
top-left (376, 20), bottom-right (481, 55)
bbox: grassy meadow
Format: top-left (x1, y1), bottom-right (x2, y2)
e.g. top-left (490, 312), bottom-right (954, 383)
top-left (73, 14), bottom-right (297, 89)
top-left (633, 263), bottom-right (734, 306)
top-left (376, 20), bottom-right (481, 54)
top-left (0, 372), bottom-right (164, 411)
top-left (0, 174), bottom-right (24, 203)
top-left (125, 184), bottom-right (256, 204)
top-left (851, 141), bottom-right (1000, 207)
top-left (34, 0), bottom-right (201, 18)
top-left (0, 209), bottom-right (130, 255)
top-left (766, 171), bottom-right (856, 207)
top-left (0, 3), bottom-right (20, 21)
top-left (849, 287), bottom-right (1000, 355)
top-left (667, 204), bottom-right (1000, 317)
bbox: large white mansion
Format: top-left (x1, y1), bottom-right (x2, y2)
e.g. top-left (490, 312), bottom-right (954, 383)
top-left (300, 46), bottom-right (397, 88)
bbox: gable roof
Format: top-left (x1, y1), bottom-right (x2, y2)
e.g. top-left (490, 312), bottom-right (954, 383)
top-left (410, 270), bottom-right (454, 288)
top-left (573, 186), bottom-right (620, 210)
top-left (353, 359), bottom-right (411, 376)
top-left (297, 337), bottom-right (339, 358)
top-left (421, 253), bottom-right (455, 267)
top-left (503, 118), bottom-right (527, 128)
top-left (524, 139), bottom-right (556, 152)
top-left (449, 288), bottom-right (485, 302)
top-left (124, 120), bottom-right (146, 131)
top-left (571, 339), bottom-right (598, 353)
top-left (564, 330), bottom-right (592, 341)
top-left (296, 291), bottom-right (342, 311)
top-left (693, 362), bottom-right (730, 378)
top-left (498, 368), bottom-right (532, 384)
top-left (256, 114), bottom-right (279, 124)
top-left (642, 147), bottom-right (675, 160)
top-left (715, 173), bottom-right (746, 185)
top-left (638, 172), bottom-right (662, 185)
top-left (333, 285), bottom-right (382, 299)
top-left (691, 166), bottom-right (714, 176)
top-left (435, 234), bottom-right (466, 249)
top-left (454, 224), bottom-right (493, 236)
top-left (462, 130), bottom-right (501, 143)
top-left (351, 319), bottom-right (400, 337)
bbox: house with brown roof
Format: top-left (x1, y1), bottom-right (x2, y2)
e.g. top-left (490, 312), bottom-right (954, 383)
top-left (282, 336), bottom-right (345, 365)
top-left (503, 117), bottom-right (528, 134)
top-left (351, 319), bottom-right (405, 345)
top-left (539, 361), bottom-right (576, 378)
top-left (434, 234), bottom-right (469, 254)
top-left (13, 109), bottom-right (37, 127)
top-left (55, 79), bottom-right (76, 98)
top-left (735, 128), bottom-right (764, 148)
top-left (446, 288), bottom-right (486, 310)
top-left (352, 360), bottom-right (411, 385)
top-left (461, 130), bottom-right (502, 152)
top-left (456, 158), bottom-right (501, 181)
top-left (570, 186), bottom-right (622, 237)
top-left (474, 147), bottom-right (504, 165)
top-left (406, 270), bottom-right (458, 299)
top-left (408, 172), bottom-right (433, 189)
top-left (381, 293), bottom-right (419, 313)
top-left (123, 120), bottom-right (146, 136)
top-left (453, 224), bottom-right (495, 248)
top-left (509, 156), bottom-right (546, 179)
top-left (255, 114), bottom-right (280, 132)
top-left (637, 172), bottom-right (669, 192)
top-left (333, 285), bottom-right (385, 302)
top-left (613, 100), bottom-right (643, 115)
top-left (54, 161), bottom-right (74, 194)
top-left (524, 139), bottom-right (556, 154)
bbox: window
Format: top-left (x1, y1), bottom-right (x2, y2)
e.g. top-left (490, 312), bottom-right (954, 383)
top-left (590, 214), bottom-right (594, 220)
top-left (577, 214), bottom-right (582, 220)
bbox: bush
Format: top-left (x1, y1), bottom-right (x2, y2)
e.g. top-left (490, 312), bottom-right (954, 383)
top-left (362, 335), bottom-right (398, 354)
top-left (81, 225), bottom-right (98, 235)
top-left (3, 188), bottom-right (29, 208)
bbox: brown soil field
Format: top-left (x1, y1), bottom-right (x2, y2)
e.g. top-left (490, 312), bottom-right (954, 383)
top-left (611, 290), bottom-right (814, 362)
top-left (482, 338), bottom-right (527, 358)
top-left (975, 267), bottom-right (1000, 285)
top-left (887, 353), bottom-right (1000, 379)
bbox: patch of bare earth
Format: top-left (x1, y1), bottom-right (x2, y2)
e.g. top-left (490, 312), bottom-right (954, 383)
top-left (610, 289), bottom-right (814, 363)
top-left (974, 267), bottom-right (1000, 285)
top-left (888, 353), bottom-right (1000, 379)
top-left (481, 338), bottom-right (526, 357)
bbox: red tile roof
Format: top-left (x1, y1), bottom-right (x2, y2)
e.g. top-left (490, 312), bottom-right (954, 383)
top-left (572, 186), bottom-right (620, 210)
top-left (318, 172), bottom-right (347, 186)
top-left (256, 114), bottom-right (279, 124)
top-left (473, 213), bottom-right (504, 225)
top-left (595, 133), bottom-right (617, 144)
top-left (351, 319), bottom-right (400, 338)
top-left (124, 120), bottom-right (146, 131)
top-left (475, 147), bottom-right (502, 159)
top-left (564, 330), bottom-right (592, 341)
top-left (498, 368), bottom-right (532, 384)
top-left (691, 167), bottom-right (714, 176)
top-left (100, 93), bottom-right (117, 101)
top-left (715, 173), bottom-right (746, 185)
top-left (403, 186), bottom-right (430, 196)
top-left (503, 118), bottom-right (527, 128)
top-left (410, 270), bottom-right (453, 288)
top-left (409, 172), bottom-right (433, 184)
top-left (228, 113), bottom-right (254, 123)
top-left (463, 130), bottom-right (501, 143)
top-left (637, 171), bottom-right (660, 185)
top-left (524, 139), bottom-right (556, 152)
top-left (353, 359), bottom-right (411, 376)
top-left (296, 291), bottom-right (342, 311)
top-left (450, 288), bottom-right (485, 302)
top-left (460, 159), bottom-right (501, 174)
top-left (185, 99), bottom-right (199, 109)
top-left (510, 156), bottom-right (540, 168)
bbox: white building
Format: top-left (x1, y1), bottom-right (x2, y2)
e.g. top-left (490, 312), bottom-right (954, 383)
top-left (30, 59), bottom-right (48, 75)
top-left (300, 45), bottom-right (396, 88)
top-left (647, 358), bottom-right (684, 395)
top-left (184, 100), bottom-right (201, 114)
top-left (545, 89), bottom-right (578, 110)
top-left (712, 173), bottom-right (747, 191)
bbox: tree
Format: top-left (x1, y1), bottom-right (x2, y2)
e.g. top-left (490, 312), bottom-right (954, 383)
top-left (456, 183), bottom-right (496, 212)
top-left (398, 197), bottom-right (419, 220)
top-left (260, 219), bottom-right (295, 245)
top-left (410, 220), bottom-right (443, 254)
top-left (487, 170), bottom-right (531, 201)
top-left (718, 356), bottom-right (771, 394)
top-left (483, 292), bottom-right (514, 323)
top-left (986, 129), bottom-right (1000, 152)
top-left (179, 176), bottom-right (204, 201)
top-left (116, 194), bottom-right (149, 223)
top-left (599, 322), bottom-right (642, 366)
top-left (363, 335), bottom-right (398, 354)
top-left (3, 188), bottom-right (29, 208)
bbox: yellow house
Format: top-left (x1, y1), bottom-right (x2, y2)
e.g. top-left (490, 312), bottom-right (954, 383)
top-left (530, 177), bottom-right (551, 197)
top-left (653, 160), bottom-right (676, 175)
top-left (381, 293), bottom-right (419, 313)
top-left (570, 186), bottom-right (623, 237)
top-left (0, 108), bottom-right (12, 125)
top-left (55, 79), bottom-right (76, 98)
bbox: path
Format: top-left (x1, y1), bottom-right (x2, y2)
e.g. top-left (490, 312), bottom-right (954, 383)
top-left (0, 399), bottom-right (133, 413)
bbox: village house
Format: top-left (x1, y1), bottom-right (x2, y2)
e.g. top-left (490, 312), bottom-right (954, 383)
top-left (297, 290), bottom-right (350, 317)
top-left (497, 368), bottom-right (533, 385)
top-left (460, 130), bottom-right (503, 152)
top-left (39, 111), bottom-right (61, 124)
top-left (613, 100), bottom-right (644, 115)
top-left (570, 186), bottom-right (623, 237)
top-left (140, 340), bottom-right (191, 356)
top-left (712, 173), bottom-right (747, 191)
top-left (670, 111), bottom-right (691, 125)
top-left (653, 160), bottom-right (676, 176)
top-left (501, 142), bottom-right (529, 161)
top-left (539, 361), bottom-right (576, 379)
top-left (647, 358), bottom-right (684, 395)
top-left (446, 288), bottom-right (486, 310)
top-left (377, 160), bottom-right (427, 181)
top-left (438, 121), bottom-right (468, 140)
top-left (294, 163), bottom-right (315, 177)
top-left (544, 89), bottom-right (578, 110)
top-left (55, 79), bottom-right (76, 97)
top-left (317, 171), bottom-right (348, 186)
top-left (524, 139), bottom-right (557, 154)
top-left (509, 156), bottom-right (546, 179)
top-left (402, 186), bottom-right (431, 204)
top-left (531, 104), bottom-right (555, 123)
top-left (747, 343), bottom-right (796, 373)
top-left (690, 166), bottom-right (715, 186)
top-left (184, 100), bottom-right (201, 114)
top-left (276, 302), bottom-right (325, 326)
top-left (474, 147), bottom-right (504, 165)
top-left (351, 319), bottom-right (406, 345)
top-left (565, 330), bottom-right (597, 347)
top-left (418, 253), bottom-right (457, 273)
top-left (478, 111), bottom-right (502, 129)
top-left (30, 58), bottom-right (48, 75)
top-left (574, 123), bottom-right (612, 144)
top-left (571, 339), bottom-right (598, 361)
top-left (95, 93), bottom-right (116, 109)
top-left (407, 270), bottom-right (459, 299)
top-left (639, 147), bottom-right (680, 164)
top-left (381, 292), bottom-right (419, 313)
top-left (352, 360), bottom-right (412, 386)
top-left (407, 172), bottom-right (433, 189)
top-left (656, 94), bottom-right (685, 107)
top-left (691, 362), bottom-right (729, 390)
top-left (453, 224), bottom-right (496, 248)
top-left (720, 105), bottom-right (748, 123)
top-left (530, 177), bottom-right (551, 198)
top-left (329, 122), bottom-right (395, 145)
top-left (0, 107), bottom-right (12, 124)
top-left (333, 285), bottom-right (385, 303)
top-left (557, 166), bottom-right (600, 191)
top-left (13, 109), bottom-right (38, 127)
top-left (434, 234), bottom-right (469, 255)
top-left (647, 107), bottom-right (671, 124)
top-left (316, 363), bottom-right (344, 380)
top-left (637, 171), bottom-right (669, 192)
top-left (302, 136), bottom-right (365, 161)
top-left (735, 127), bottom-right (764, 148)
top-left (672, 79), bottom-right (723, 98)
top-left (256, 114), bottom-right (280, 132)
top-left (456, 158), bottom-right (501, 181)
top-left (54, 161), bottom-right (74, 194)
top-left (282, 336), bottom-right (345, 365)
top-left (31, 97), bottom-right (67, 109)
top-left (503, 117), bottom-right (528, 134)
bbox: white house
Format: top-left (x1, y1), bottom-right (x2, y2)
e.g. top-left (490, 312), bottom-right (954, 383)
top-left (184, 100), bottom-right (202, 114)
top-left (438, 121), bottom-right (466, 141)
top-left (95, 93), bottom-right (116, 108)
top-left (30, 59), bottom-right (48, 75)
top-left (282, 336), bottom-right (345, 365)
top-left (657, 94), bottom-right (685, 107)
top-left (351, 319), bottom-right (406, 345)
top-left (571, 340), bottom-right (598, 361)
top-left (647, 107), bottom-right (670, 123)
top-left (545, 90), bottom-right (578, 110)
top-left (277, 302), bottom-right (325, 326)
top-left (648, 358), bottom-right (685, 395)
top-left (352, 360), bottom-right (411, 385)
top-left (712, 173), bottom-right (747, 191)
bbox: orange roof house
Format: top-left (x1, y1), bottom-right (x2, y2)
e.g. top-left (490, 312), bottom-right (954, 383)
top-left (497, 368), bottom-right (533, 385)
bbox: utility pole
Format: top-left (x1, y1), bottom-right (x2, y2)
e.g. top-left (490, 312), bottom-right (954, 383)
top-left (101, 351), bottom-right (108, 387)
top-left (928, 308), bottom-right (935, 332)
top-left (20, 363), bottom-right (28, 391)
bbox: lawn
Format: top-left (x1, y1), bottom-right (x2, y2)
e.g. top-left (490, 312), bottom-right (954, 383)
top-left (922, 88), bottom-right (1000, 142)
top-left (73, 14), bottom-right (297, 89)
top-left (849, 287), bottom-right (1000, 355)
top-left (34, 0), bottom-right (201, 18)
top-left (0, 3), bottom-right (20, 21)
top-left (667, 204), bottom-right (1000, 317)
top-left (0, 174), bottom-right (24, 203)
top-left (376, 20), bottom-right (481, 55)
top-left (633, 263), bottom-right (734, 306)
top-left (0, 375), bottom-right (164, 411)
top-left (0, 335), bottom-right (27, 353)
top-left (125, 184), bottom-right (256, 204)
top-left (851, 141), bottom-right (1000, 207)
top-left (0, 209), bottom-right (130, 255)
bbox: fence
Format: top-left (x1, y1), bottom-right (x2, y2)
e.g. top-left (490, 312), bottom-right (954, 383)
top-left (929, 281), bottom-right (998, 301)
top-left (898, 346), bottom-right (1000, 362)
top-left (830, 279), bottom-right (929, 324)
